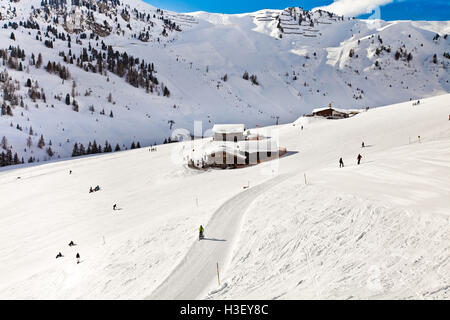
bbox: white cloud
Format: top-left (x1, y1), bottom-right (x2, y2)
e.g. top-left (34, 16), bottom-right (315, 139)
top-left (313, 0), bottom-right (394, 17)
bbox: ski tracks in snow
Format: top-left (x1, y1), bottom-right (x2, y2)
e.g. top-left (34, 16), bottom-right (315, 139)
top-left (147, 173), bottom-right (289, 300)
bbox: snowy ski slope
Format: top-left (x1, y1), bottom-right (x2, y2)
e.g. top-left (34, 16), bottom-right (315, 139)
top-left (0, 93), bottom-right (449, 299)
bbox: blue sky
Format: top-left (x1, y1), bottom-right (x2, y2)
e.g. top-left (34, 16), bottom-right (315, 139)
top-left (142, 0), bottom-right (450, 21)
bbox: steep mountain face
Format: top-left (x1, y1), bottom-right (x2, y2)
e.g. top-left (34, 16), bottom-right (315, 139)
top-left (0, 0), bottom-right (449, 168)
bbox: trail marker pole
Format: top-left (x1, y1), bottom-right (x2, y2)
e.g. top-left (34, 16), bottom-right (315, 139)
top-left (304, 173), bottom-right (307, 185)
top-left (217, 262), bottom-right (221, 286)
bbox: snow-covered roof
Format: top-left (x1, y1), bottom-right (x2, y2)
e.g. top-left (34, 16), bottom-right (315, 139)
top-left (312, 107), bottom-right (349, 114)
top-left (212, 124), bottom-right (245, 134)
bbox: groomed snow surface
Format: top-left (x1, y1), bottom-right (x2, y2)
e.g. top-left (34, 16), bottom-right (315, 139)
top-left (0, 94), bottom-right (449, 299)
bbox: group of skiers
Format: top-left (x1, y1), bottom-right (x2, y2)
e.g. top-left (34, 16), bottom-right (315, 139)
top-left (339, 142), bottom-right (365, 168)
top-left (89, 185), bottom-right (101, 193)
top-left (340, 154), bottom-right (363, 167)
top-left (56, 241), bottom-right (81, 264)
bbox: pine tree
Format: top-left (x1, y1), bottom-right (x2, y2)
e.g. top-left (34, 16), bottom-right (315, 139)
top-left (114, 144), bottom-right (121, 152)
top-left (10, 32), bottom-right (15, 41)
top-left (1, 136), bottom-right (8, 150)
top-left (26, 136), bottom-right (33, 148)
top-left (6, 149), bottom-right (12, 165)
top-left (13, 153), bottom-right (19, 165)
top-left (37, 134), bottom-right (45, 149)
top-left (349, 49), bottom-right (355, 58)
top-left (407, 53), bottom-right (413, 62)
top-left (163, 86), bottom-right (170, 97)
top-left (46, 147), bottom-right (54, 157)
top-left (92, 140), bottom-right (98, 154)
top-left (36, 53), bottom-right (43, 68)
top-left (46, 61), bottom-right (52, 73)
top-left (6, 106), bottom-right (13, 116)
top-left (250, 75), bottom-right (259, 85)
top-left (72, 143), bottom-right (79, 157)
top-left (79, 143), bottom-right (86, 155)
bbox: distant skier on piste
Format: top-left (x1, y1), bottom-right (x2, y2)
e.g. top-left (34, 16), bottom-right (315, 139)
top-left (76, 253), bottom-right (80, 264)
top-left (357, 154), bottom-right (363, 165)
top-left (339, 158), bottom-right (344, 168)
top-left (199, 225), bottom-right (204, 241)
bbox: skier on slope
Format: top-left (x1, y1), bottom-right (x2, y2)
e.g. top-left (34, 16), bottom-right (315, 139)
top-left (56, 252), bottom-right (63, 259)
top-left (76, 253), bottom-right (80, 264)
top-left (199, 225), bottom-right (205, 241)
top-left (357, 154), bottom-right (363, 165)
top-left (339, 158), bottom-right (344, 168)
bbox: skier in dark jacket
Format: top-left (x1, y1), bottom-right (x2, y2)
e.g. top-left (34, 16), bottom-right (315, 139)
top-left (76, 253), bottom-right (80, 264)
top-left (339, 158), bottom-right (344, 168)
top-left (113, 204), bottom-right (117, 211)
top-left (357, 154), bottom-right (363, 165)
top-left (69, 241), bottom-right (75, 247)
top-left (56, 252), bottom-right (63, 259)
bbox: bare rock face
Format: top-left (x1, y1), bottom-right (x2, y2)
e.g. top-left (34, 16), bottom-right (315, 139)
top-left (121, 12), bottom-right (130, 22)
top-left (88, 20), bottom-right (112, 37)
top-left (61, 8), bottom-right (111, 37)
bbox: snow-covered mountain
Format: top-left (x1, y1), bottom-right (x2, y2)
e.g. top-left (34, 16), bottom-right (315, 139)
top-left (0, 0), bottom-right (449, 167)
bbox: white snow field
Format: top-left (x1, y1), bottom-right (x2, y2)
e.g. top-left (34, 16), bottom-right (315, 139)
top-left (0, 93), bottom-right (449, 299)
